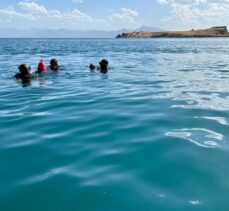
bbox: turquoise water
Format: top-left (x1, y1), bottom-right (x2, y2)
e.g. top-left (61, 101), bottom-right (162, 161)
top-left (1, 38), bottom-right (229, 210)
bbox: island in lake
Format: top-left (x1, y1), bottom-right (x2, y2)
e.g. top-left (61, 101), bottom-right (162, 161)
top-left (116, 26), bottom-right (229, 38)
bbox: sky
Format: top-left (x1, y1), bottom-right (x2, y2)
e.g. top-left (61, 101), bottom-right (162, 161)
top-left (0, 0), bottom-right (229, 31)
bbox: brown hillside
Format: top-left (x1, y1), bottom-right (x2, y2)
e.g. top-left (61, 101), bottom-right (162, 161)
top-left (116, 26), bottom-right (229, 38)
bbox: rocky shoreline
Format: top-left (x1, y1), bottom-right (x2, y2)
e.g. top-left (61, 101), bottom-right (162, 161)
top-left (116, 26), bottom-right (229, 38)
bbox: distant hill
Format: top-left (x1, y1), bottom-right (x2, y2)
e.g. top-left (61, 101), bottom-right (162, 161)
top-left (116, 26), bottom-right (229, 38)
top-left (0, 26), bottom-right (164, 38)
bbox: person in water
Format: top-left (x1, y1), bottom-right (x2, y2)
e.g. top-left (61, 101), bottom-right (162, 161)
top-left (37, 60), bottom-right (47, 73)
top-left (90, 59), bottom-right (109, 73)
top-left (50, 58), bottom-right (59, 71)
top-left (15, 64), bottom-right (32, 80)
top-left (98, 59), bottom-right (109, 73)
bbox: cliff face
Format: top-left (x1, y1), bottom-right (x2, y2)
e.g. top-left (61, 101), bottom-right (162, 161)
top-left (116, 26), bottom-right (229, 38)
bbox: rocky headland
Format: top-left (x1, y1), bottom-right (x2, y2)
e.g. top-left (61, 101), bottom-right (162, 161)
top-left (116, 26), bottom-right (229, 38)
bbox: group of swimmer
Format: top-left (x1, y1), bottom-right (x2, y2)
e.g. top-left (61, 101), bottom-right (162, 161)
top-left (15, 59), bottom-right (109, 81)
top-left (89, 59), bottom-right (109, 74)
top-left (15, 58), bottom-right (60, 81)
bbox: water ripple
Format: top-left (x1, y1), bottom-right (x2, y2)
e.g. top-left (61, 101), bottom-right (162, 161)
top-left (1, 38), bottom-right (229, 210)
top-left (166, 128), bottom-right (224, 148)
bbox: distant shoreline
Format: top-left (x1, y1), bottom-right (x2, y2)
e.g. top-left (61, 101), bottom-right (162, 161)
top-left (1, 37), bottom-right (229, 39)
top-left (116, 26), bottom-right (229, 38)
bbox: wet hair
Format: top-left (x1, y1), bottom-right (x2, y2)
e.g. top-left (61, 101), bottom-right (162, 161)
top-left (18, 64), bottom-right (30, 76)
top-left (99, 59), bottom-right (108, 66)
top-left (15, 64), bottom-right (31, 80)
top-left (99, 59), bottom-right (109, 73)
top-left (50, 58), bottom-right (59, 71)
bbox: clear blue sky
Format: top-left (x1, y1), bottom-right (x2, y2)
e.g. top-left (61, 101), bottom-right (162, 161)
top-left (0, 0), bottom-right (228, 30)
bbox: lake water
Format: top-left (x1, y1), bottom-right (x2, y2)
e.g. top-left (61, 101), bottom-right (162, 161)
top-left (0, 38), bottom-right (229, 210)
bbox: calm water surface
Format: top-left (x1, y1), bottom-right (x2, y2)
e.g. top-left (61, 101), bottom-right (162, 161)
top-left (0, 38), bottom-right (229, 210)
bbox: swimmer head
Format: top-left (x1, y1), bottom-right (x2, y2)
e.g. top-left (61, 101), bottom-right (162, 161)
top-left (99, 59), bottom-right (109, 73)
top-left (50, 58), bottom-right (59, 71)
top-left (18, 64), bottom-right (31, 76)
